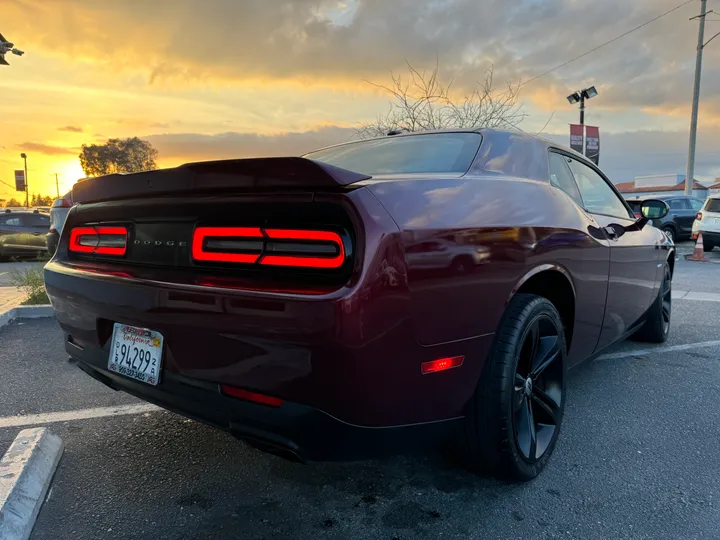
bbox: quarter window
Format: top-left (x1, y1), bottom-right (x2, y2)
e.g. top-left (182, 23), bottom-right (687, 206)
top-left (548, 153), bottom-right (583, 205)
top-left (566, 158), bottom-right (633, 219)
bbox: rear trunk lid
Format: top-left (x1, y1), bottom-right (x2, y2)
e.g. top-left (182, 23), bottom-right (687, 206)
top-left (60, 158), bottom-right (370, 293)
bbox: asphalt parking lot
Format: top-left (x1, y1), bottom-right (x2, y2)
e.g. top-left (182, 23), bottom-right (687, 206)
top-left (1, 254), bottom-right (720, 539)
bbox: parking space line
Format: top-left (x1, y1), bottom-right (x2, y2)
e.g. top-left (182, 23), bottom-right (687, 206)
top-left (0, 404), bottom-right (160, 429)
top-left (596, 340), bottom-right (720, 361)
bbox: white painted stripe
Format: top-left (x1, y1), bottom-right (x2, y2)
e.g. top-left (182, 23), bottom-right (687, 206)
top-left (0, 404), bottom-right (161, 429)
top-left (596, 340), bottom-right (720, 361)
top-left (682, 291), bottom-right (720, 302)
top-left (0, 428), bottom-right (63, 540)
top-left (0, 272), bottom-right (7, 276)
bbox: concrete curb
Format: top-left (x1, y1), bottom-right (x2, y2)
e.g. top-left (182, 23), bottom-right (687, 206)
top-left (0, 428), bottom-right (64, 540)
top-left (0, 305), bottom-right (54, 330)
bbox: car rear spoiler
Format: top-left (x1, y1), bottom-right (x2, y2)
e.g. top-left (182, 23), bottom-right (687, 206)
top-left (72, 157), bottom-right (372, 204)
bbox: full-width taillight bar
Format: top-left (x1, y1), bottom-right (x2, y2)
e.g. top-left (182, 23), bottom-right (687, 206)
top-left (192, 226), bottom-right (347, 269)
top-left (69, 226), bottom-right (128, 256)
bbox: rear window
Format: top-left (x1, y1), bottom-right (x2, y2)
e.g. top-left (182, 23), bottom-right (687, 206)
top-left (706, 199), bottom-right (720, 213)
top-left (304, 132), bottom-right (482, 175)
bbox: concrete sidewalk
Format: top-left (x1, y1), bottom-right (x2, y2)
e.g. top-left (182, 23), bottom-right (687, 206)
top-left (0, 286), bottom-right (25, 312)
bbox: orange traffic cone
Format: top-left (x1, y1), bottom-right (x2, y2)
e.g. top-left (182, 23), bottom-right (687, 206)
top-left (689, 233), bottom-right (709, 262)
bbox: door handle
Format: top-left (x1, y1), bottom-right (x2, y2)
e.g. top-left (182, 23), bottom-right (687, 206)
top-left (32, 232), bottom-right (41, 236)
top-left (603, 226), bottom-right (618, 240)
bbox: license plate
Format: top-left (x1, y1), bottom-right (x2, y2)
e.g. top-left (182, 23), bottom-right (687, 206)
top-left (108, 323), bottom-right (164, 385)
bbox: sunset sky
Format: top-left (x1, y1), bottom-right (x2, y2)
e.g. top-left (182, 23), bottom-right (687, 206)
top-left (1, 0), bottom-right (719, 202)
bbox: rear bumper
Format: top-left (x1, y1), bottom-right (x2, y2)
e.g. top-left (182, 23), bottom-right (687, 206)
top-left (698, 231), bottom-right (720, 244)
top-left (69, 343), bottom-right (462, 461)
top-left (46, 230), bottom-right (59, 255)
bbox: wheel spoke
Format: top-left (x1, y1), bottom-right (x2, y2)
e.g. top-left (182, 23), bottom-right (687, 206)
top-left (531, 336), bottom-right (559, 378)
top-left (532, 388), bottom-right (558, 425)
top-left (515, 373), bottom-right (526, 386)
top-left (515, 396), bottom-right (537, 460)
top-left (518, 320), bottom-right (540, 377)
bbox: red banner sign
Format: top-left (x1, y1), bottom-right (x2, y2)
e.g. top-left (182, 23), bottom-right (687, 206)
top-left (570, 124), bottom-right (583, 154)
top-left (14, 170), bottom-right (25, 191)
top-left (585, 126), bottom-right (600, 165)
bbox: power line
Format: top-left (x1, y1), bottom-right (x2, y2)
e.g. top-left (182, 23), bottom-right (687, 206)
top-left (520, 0), bottom-right (696, 88)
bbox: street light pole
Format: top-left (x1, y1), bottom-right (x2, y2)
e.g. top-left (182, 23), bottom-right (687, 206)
top-left (54, 173), bottom-right (59, 199)
top-left (20, 152), bottom-right (28, 207)
top-left (685, 0), bottom-right (708, 196)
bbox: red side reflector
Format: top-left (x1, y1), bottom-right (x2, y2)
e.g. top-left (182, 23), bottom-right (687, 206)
top-left (220, 385), bottom-right (283, 407)
top-left (192, 227), bottom-right (263, 263)
top-left (697, 212), bottom-right (703, 221)
top-left (421, 356), bottom-right (464, 375)
top-left (261, 229), bottom-right (345, 269)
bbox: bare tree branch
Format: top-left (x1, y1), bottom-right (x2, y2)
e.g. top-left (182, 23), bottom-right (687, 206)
top-left (356, 62), bottom-right (527, 139)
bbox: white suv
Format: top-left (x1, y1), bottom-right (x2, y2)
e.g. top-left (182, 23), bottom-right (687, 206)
top-left (692, 197), bottom-right (720, 252)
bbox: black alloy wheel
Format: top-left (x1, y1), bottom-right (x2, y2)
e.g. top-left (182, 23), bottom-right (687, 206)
top-left (633, 264), bottom-right (671, 343)
top-left (662, 227), bottom-right (675, 243)
top-left (661, 266), bottom-right (672, 336)
top-left (460, 294), bottom-right (566, 481)
top-left (513, 316), bottom-right (564, 463)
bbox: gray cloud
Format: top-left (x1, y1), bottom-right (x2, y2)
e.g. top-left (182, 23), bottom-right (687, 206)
top-left (16, 142), bottom-right (78, 156)
top-left (146, 124), bottom-right (720, 183)
top-left (146, 126), bottom-right (355, 162)
top-left (10, 0), bottom-right (717, 113)
top-left (58, 125), bottom-right (83, 133)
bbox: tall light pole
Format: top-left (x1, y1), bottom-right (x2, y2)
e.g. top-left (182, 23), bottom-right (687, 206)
top-left (685, 0), bottom-right (714, 195)
top-left (567, 86), bottom-right (599, 154)
top-left (20, 152), bottom-right (28, 207)
top-left (54, 173), bottom-right (59, 199)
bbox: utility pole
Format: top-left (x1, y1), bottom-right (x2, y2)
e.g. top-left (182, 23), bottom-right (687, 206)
top-left (20, 152), bottom-right (28, 207)
top-left (685, 0), bottom-right (708, 195)
top-left (54, 173), bottom-right (59, 199)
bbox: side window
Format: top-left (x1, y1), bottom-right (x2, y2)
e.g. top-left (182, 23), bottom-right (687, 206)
top-left (691, 199), bottom-right (704, 211)
top-left (548, 153), bottom-right (583, 206)
top-left (0, 216), bottom-right (22, 227)
top-left (566, 159), bottom-right (633, 219)
top-left (668, 199), bottom-right (689, 210)
top-left (21, 214), bottom-right (50, 227)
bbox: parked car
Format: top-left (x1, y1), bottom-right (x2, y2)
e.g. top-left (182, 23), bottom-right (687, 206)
top-left (691, 197), bottom-right (720, 251)
top-left (44, 129), bottom-right (674, 481)
top-left (46, 191), bottom-right (73, 255)
top-left (0, 208), bottom-right (51, 260)
top-left (625, 195), bottom-right (704, 242)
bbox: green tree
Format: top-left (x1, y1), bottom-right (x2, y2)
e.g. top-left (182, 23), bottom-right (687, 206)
top-left (30, 193), bottom-right (54, 206)
top-left (4, 197), bottom-right (22, 207)
top-left (79, 137), bottom-right (159, 177)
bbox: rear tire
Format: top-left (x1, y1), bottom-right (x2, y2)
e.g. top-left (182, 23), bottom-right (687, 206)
top-left (662, 226), bottom-right (675, 243)
top-left (633, 265), bottom-right (671, 343)
top-left (459, 294), bottom-right (566, 481)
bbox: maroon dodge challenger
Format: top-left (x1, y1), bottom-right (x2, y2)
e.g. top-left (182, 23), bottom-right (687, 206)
top-left (44, 129), bottom-right (673, 480)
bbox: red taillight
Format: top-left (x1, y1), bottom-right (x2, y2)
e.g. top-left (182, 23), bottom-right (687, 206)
top-left (421, 356), bottom-right (464, 375)
top-left (69, 226), bottom-right (127, 256)
top-left (634, 213), bottom-right (642, 219)
top-left (191, 227), bottom-right (263, 263)
top-left (191, 227), bottom-right (347, 269)
top-left (52, 196), bottom-right (72, 208)
top-left (697, 212), bottom-right (703, 221)
top-left (261, 229), bottom-right (345, 269)
top-left (220, 385), bottom-right (283, 407)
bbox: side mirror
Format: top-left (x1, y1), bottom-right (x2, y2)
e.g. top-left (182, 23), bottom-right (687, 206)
top-left (641, 199), bottom-right (669, 220)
